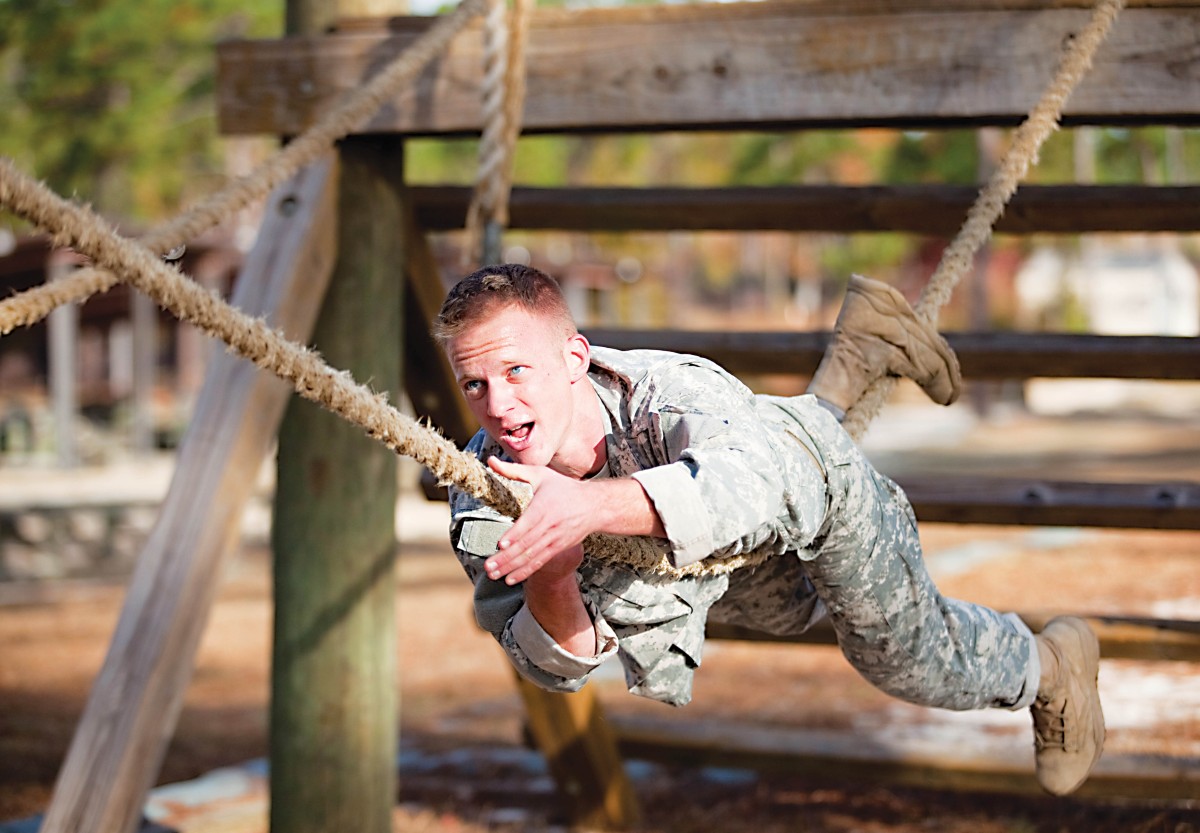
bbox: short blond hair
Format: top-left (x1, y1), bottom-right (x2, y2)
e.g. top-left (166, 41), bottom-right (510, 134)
top-left (433, 264), bottom-right (577, 344)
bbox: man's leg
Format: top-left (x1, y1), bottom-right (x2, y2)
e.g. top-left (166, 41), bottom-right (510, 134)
top-left (801, 275), bottom-right (1103, 795)
top-left (798, 415), bottom-right (1103, 795)
top-left (802, 436), bottom-right (1038, 712)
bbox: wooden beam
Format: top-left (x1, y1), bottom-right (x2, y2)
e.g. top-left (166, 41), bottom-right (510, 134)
top-left (513, 676), bottom-right (643, 829)
top-left (401, 208), bottom-right (477, 446)
top-left (421, 471), bottom-right (1200, 533)
top-left (401, 210), bottom-right (482, 501)
top-left (898, 474), bottom-right (1200, 530)
top-left (216, 3), bottom-right (1200, 137)
top-left (46, 256), bottom-right (79, 468)
top-left (332, 0), bottom-right (1200, 26)
top-left (709, 612), bottom-right (1200, 662)
top-left (581, 329), bottom-right (1200, 381)
top-left (398, 222), bottom-right (639, 830)
top-left (409, 185), bottom-right (1200, 234)
top-left (271, 138), bottom-right (402, 833)
top-left (39, 156), bottom-right (340, 833)
top-left (609, 714), bottom-right (1199, 802)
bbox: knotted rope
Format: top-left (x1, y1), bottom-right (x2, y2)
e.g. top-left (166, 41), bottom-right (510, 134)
top-left (0, 0), bottom-right (487, 336)
top-left (841, 0), bottom-right (1126, 441)
top-left (463, 0), bottom-right (532, 266)
top-left (0, 0), bottom-right (1124, 577)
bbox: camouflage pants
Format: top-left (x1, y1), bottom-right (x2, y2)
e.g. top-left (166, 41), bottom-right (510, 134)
top-left (793, 404), bottom-right (1040, 712)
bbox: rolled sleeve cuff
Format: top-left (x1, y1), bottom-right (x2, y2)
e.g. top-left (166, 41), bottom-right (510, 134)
top-left (510, 599), bottom-right (619, 679)
top-left (631, 463), bottom-right (715, 568)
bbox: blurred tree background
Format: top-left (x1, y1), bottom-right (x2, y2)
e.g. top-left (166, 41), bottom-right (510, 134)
top-left (0, 0), bottom-right (280, 225)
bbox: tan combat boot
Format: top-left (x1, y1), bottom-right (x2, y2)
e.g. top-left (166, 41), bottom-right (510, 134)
top-left (1031, 616), bottom-right (1106, 796)
top-left (808, 274), bottom-right (962, 412)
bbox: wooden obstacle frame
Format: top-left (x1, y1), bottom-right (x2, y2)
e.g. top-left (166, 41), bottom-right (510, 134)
top-left (219, 0), bottom-right (1200, 815)
top-left (31, 2), bottom-right (1200, 831)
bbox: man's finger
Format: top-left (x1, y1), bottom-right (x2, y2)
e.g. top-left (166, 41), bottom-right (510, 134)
top-left (489, 456), bottom-right (542, 489)
top-left (485, 548), bottom-right (524, 578)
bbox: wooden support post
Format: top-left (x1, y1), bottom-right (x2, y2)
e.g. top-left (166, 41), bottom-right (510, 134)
top-left (514, 676), bottom-right (642, 830)
top-left (401, 211), bottom-right (638, 826)
top-left (131, 289), bottom-right (157, 452)
top-left (269, 136), bottom-right (404, 833)
top-left (401, 209), bottom-right (477, 447)
top-left (400, 209), bottom-right (479, 498)
top-left (270, 3), bottom-right (406, 827)
top-left (38, 156), bottom-right (340, 833)
top-left (46, 254), bottom-right (78, 468)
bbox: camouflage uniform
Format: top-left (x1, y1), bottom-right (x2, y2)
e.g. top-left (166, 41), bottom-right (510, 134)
top-left (450, 347), bottom-right (1040, 710)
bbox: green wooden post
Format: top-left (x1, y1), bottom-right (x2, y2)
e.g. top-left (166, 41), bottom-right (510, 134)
top-left (269, 130), bottom-right (405, 831)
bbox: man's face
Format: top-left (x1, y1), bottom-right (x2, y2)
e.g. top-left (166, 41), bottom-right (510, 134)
top-left (445, 302), bottom-right (591, 473)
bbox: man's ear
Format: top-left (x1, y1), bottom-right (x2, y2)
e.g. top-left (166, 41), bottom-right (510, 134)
top-left (563, 332), bottom-right (591, 382)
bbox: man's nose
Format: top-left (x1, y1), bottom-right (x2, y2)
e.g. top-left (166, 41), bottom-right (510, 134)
top-left (485, 385), bottom-right (514, 418)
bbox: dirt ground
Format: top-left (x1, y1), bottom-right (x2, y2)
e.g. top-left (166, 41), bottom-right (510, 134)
top-left (2, 405), bottom-right (1200, 832)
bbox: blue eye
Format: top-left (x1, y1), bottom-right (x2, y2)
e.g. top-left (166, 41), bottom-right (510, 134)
top-left (463, 380), bottom-right (483, 394)
top-left (508, 366), bottom-right (527, 378)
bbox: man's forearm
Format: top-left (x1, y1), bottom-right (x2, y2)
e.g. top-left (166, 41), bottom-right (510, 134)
top-left (524, 573), bottom-right (596, 657)
top-left (520, 478), bottom-right (660, 657)
top-left (592, 477), bottom-right (667, 539)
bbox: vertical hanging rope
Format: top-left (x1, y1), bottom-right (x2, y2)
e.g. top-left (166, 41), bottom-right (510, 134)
top-left (840, 0), bottom-right (1125, 441)
top-left (464, 0), bottom-right (532, 267)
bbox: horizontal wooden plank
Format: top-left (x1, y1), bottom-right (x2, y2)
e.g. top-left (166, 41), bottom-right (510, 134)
top-left (332, 0), bottom-right (1200, 31)
top-left (899, 474), bottom-right (1200, 530)
top-left (708, 612), bottom-right (1200, 662)
top-left (611, 714), bottom-right (1200, 802)
top-left (420, 455), bottom-right (1199, 532)
top-left (216, 3), bottom-right (1200, 136)
top-left (410, 185), bottom-right (1200, 234)
top-left (581, 329), bottom-right (1200, 381)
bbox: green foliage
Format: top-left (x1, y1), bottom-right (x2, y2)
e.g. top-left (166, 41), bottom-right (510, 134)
top-left (0, 0), bottom-right (279, 224)
top-left (817, 233), bottom-right (912, 283)
top-left (882, 130), bottom-right (979, 184)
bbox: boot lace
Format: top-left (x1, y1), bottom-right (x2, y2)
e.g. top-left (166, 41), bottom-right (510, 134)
top-left (1032, 696), bottom-right (1069, 752)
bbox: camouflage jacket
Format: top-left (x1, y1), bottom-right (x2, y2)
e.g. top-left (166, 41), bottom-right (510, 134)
top-left (449, 346), bottom-right (847, 706)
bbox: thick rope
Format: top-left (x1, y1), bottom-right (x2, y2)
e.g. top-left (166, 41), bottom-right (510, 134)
top-left (841, 0), bottom-right (1126, 440)
top-left (0, 0), bottom-right (487, 336)
top-left (465, 0), bottom-right (509, 253)
top-left (463, 0), bottom-right (532, 266)
top-left (0, 157), bottom-right (518, 514)
top-left (0, 156), bottom-right (714, 577)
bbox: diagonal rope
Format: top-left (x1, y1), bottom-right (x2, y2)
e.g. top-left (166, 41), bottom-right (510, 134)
top-left (0, 156), bottom-right (700, 576)
top-left (841, 0), bottom-right (1126, 441)
top-left (0, 156), bottom-right (522, 515)
top-left (0, 0), bottom-right (487, 336)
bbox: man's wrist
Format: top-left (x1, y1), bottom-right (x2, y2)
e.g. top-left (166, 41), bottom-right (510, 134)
top-left (523, 571), bottom-right (595, 657)
top-left (524, 570), bottom-right (583, 610)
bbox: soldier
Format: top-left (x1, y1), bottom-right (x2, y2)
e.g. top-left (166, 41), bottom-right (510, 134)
top-left (434, 263), bottom-right (1104, 796)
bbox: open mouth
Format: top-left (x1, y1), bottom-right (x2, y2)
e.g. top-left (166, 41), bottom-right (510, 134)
top-left (500, 422), bottom-right (534, 449)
